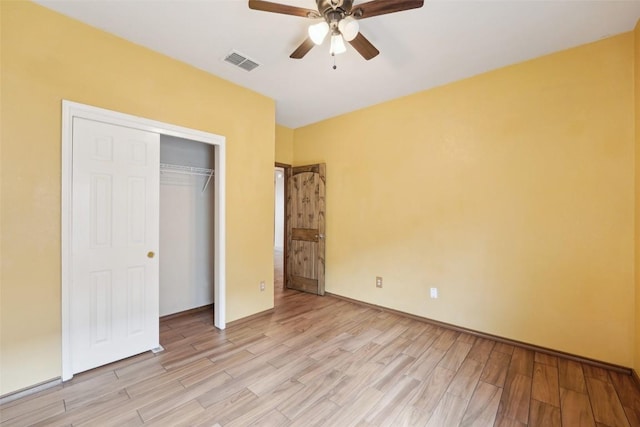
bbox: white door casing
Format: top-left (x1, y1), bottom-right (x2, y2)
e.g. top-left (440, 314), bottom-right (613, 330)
top-left (71, 118), bottom-right (160, 374)
top-left (62, 101), bottom-right (227, 381)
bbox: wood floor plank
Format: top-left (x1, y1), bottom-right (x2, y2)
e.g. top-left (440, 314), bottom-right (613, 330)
top-left (0, 400), bottom-right (66, 427)
top-left (294, 349), bottom-right (350, 385)
top-left (364, 375), bottom-right (420, 425)
top-left (431, 329), bottom-right (460, 352)
top-left (402, 330), bottom-right (437, 358)
top-left (494, 415), bottom-right (527, 427)
top-left (457, 332), bottom-right (477, 345)
top-left (406, 346), bottom-right (447, 380)
top-left (467, 338), bottom-right (496, 364)
top-left (582, 364), bottom-right (612, 382)
top-left (411, 366), bottom-right (456, 413)
top-left (246, 409), bottom-right (291, 426)
top-left (531, 362), bottom-right (560, 407)
top-left (278, 369), bottom-right (344, 420)
top-left (425, 392), bottom-right (469, 427)
top-left (370, 336), bottom-right (411, 366)
top-left (372, 353), bottom-right (416, 392)
top-left (288, 398), bottom-right (340, 427)
top-left (391, 404), bottom-right (432, 426)
top-left (609, 371), bottom-right (640, 409)
top-left (529, 399), bottom-right (561, 427)
top-left (372, 322), bottom-right (411, 346)
top-left (609, 371), bottom-right (640, 426)
top-left (137, 370), bottom-right (232, 422)
top-left (334, 342), bottom-right (383, 376)
top-left (558, 358), bottom-right (587, 393)
top-left (0, 387), bottom-right (65, 424)
top-left (223, 379), bottom-right (304, 427)
top-left (80, 380), bottom-right (185, 426)
top-left (480, 350), bottom-right (511, 387)
top-left (560, 388), bottom-right (596, 427)
top-left (534, 352), bottom-right (558, 367)
top-left (196, 363), bottom-right (275, 408)
top-left (325, 387), bottom-right (384, 427)
top-left (509, 347), bottom-right (535, 378)
top-left (585, 376), bottom-right (630, 427)
top-left (622, 405), bottom-right (640, 427)
top-left (60, 371), bottom-right (121, 411)
top-left (340, 328), bottom-right (384, 353)
top-left (329, 361), bottom-right (381, 406)
top-left (446, 357), bottom-right (484, 400)
top-left (499, 373), bottom-right (532, 425)
top-left (438, 340), bottom-right (473, 372)
top-left (494, 342), bottom-right (516, 355)
top-left (124, 358), bottom-right (211, 398)
top-left (187, 389), bottom-right (258, 426)
top-left (460, 380), bottom-right (502, 427)
top-left (248, 355), bottom-right (316, 396)
top-left (143, 400), bottom-right (205, 427)
top-left (30, 389), bottom-right (131, 427)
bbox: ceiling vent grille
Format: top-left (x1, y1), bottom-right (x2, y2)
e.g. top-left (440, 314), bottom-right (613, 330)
top-left (223, 50), bottom-right (260, 71)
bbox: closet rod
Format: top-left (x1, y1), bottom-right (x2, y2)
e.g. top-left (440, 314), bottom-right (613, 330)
top-left (160, 162), bottom-right (214, 177)
top-left (160, 162), bottom-right (214, 192)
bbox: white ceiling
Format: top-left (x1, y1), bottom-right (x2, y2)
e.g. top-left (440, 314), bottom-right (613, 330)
top-left (35, 0), bottom-right (640, 128)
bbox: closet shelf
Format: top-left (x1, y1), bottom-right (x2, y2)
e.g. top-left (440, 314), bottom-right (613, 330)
top-left (160, 163), bottom-right (214, 192)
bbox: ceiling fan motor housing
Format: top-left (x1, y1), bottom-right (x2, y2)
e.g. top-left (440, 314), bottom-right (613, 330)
top-left (317, 0), bottom-right (354, 20)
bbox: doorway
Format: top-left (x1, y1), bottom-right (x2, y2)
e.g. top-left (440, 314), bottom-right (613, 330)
top-left (274, 163), bottom-right (291, 293)
top-left (61, 101), bottom-right (226, 381)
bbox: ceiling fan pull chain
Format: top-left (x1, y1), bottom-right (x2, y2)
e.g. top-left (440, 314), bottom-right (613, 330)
top-left (332, 55), bottom-right (337, 70)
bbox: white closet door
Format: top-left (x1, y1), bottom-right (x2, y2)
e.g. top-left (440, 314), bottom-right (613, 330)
top-left (71, 117), bottom-right (160, 374)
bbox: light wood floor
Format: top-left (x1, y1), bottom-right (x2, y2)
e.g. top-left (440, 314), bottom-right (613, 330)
top-left (2, 255), bottom-right (640, 426)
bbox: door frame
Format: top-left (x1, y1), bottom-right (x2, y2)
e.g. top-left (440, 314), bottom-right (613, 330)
top-left (61, 100), bottom-right (226, 381)
top-left (275, 163), bottom-right (291, 288)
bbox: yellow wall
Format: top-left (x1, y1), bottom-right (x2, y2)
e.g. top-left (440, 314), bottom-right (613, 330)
top-left (294, 34), bottom-right (636, 367)
top-left (0, 1), bottom-right (275, 395)
top-left (275, 125), bottom-right (294, 165)
top-left (635, 19), bottom-right (640, 372)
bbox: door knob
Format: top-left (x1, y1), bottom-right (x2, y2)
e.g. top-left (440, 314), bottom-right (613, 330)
top-left (147, 251), bottom-right (155, 258)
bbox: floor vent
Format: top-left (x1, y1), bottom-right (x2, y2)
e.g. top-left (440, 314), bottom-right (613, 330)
top-left (223, 50), bottom-right (260, 71)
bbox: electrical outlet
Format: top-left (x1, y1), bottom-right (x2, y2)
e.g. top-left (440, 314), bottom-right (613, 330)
top-left (430, 287), bottom-right (438, 299)
top-left (376, 276), bottom-right (383, 288)
top-left (260, 281), bottom-right (265, 292)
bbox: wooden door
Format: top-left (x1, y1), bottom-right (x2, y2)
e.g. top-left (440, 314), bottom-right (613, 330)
top-left (286, 164), bottom-right (326, 295)
top-left (71, 117), bottom-right (160, 374)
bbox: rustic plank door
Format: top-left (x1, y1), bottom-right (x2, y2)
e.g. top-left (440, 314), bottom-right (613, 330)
top-left (286, 164), bottom-right (326, 295)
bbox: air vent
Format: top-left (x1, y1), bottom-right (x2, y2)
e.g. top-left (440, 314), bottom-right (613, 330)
top-left (223, 50), bottom-right (260, 72)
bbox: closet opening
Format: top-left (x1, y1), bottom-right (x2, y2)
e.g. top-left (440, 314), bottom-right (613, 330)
top-left (160, 135), bottom-right (215, 317)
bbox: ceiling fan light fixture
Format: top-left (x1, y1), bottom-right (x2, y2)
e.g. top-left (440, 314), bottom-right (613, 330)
top-left (308, 21), bottom-right (329, 45)
top-left (330, 33), bottom-right (347, 56)
top-left (338, 16), bottom-right (359, 41)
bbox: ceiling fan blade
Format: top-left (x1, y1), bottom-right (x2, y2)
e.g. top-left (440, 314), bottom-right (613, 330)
top-left (290, 37), bottom-right (315, 59)
top-left (348, 32), bottom-right (379, 60)
top-left (248, 0), bottom-right (320, 18)
top-left (351, 0), bottom-right (424, 19)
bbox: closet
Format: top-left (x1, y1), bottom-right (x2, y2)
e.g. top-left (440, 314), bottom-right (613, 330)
top-left (159, 135), bottom-right (215, 316)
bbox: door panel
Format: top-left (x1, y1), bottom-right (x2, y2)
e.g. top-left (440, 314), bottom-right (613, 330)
top-left (71, 117), bottom-right (160, 374)
top-left (286, 164), bottom-right (325, 295)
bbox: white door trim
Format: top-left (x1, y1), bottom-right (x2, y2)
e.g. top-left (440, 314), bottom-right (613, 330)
top-left (61, 100), bottom-right (226, 381)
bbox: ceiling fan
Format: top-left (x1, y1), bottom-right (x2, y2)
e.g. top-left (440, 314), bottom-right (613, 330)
top-left (248, 0), bottom-right (424, 60)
